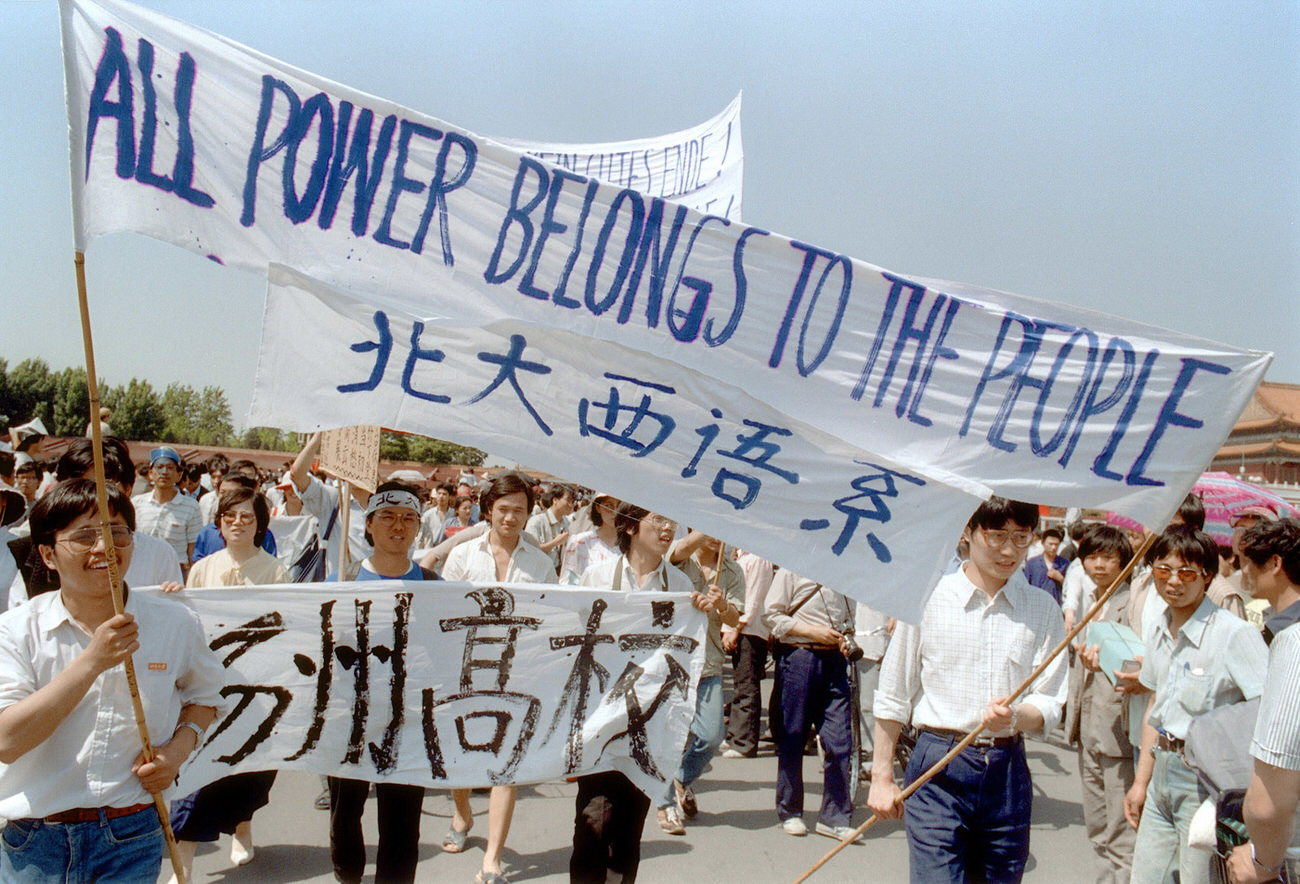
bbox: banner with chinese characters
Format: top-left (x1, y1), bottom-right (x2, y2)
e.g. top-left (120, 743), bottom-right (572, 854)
top-left (163, 582), bottom-right (707, 797)
top-left (63, 0), bottom-right (1270, 586)
top-left (249, 265), bottom-right (977, 622)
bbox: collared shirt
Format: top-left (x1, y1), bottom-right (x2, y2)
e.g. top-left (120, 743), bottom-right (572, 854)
top-left (131, 491), bottom-right (204, 565)
top-left (1252, 607), bottom-right (1300, 860)
top-left (734, 551), bottom-right (775, 640)
top-left (1139, 595), bottom-right (1266, 740)
top-left (676, 553), bottom-right (746, 679)
top-left (560, 530), bottom-right (619, 585)
top-left (762, 568), bottom-right (854, 642)
top-left (0, 591), bottom-right (227, 818)
top-left (875, 565), bottom-right (1068, 736)
top-left (1061, 557), bottom-right (1096, 616)
top-left (525, 509), bottom-right (569, 572)
top-left (442, 532), bottom-right (558, 584)
top-left (578, 554), bottom-right (694, 595)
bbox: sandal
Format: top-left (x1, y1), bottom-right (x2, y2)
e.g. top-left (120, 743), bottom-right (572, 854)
top-left (475, 872), bottom-right (509, 884)
top-left (442, 822), bottom-right (471, 853)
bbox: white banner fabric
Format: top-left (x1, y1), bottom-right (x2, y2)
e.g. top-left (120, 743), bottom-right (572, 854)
top-left (492, 93), bottom-right (743, 221)
top-left (160, 583), bottom-right (707, 798)
top-left (63, 0), bottom-right (1270, 538)
top-left (250, 265), bottom-right (977, 622)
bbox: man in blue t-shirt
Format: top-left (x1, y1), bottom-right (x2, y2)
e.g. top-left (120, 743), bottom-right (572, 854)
top-left (327, 482), bottom-right (434, 884)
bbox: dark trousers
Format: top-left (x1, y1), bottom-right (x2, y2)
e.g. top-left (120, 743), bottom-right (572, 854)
top-left (328, 776), bottom-right (425, 884)
top-left (903, 730), bottom-right (1032, 884)
top-left (570, 771), bottom-right (651, 884)
top-left (772, 646), bottom-right (853, 826)
top-left (726, 634), bottom-right (768, 756)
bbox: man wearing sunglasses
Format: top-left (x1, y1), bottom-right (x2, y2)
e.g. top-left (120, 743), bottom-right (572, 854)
top-left (869, 497), bottom-right (1068, 883)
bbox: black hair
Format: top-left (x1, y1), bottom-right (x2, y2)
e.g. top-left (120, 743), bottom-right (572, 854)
top-left (436, 481), bottom-right (456, 496)
top-left (184, 464), bottom-right (205, 484)
top-left (0, 450), bottom-right (13, 480)
top-left (227, 459), bottom-right (259, 481)
top-left (1148, 525), bottom-right (1219, 577)
top-left (219, 474), bottom-right (257, 491)
top-left (1076, 524), bottom-right (1134, 569)
top-left (590, 495), bottom-right (618, 528)
top-left (15, 460), bottom-right (40, 477)
top-left (1041, 526), bottom-right (1065, 543)
top-left (478, 472), bottom-right (534, 521)
top-left (29, 478), bottom-right (135, 550)
top-left (363, 480), bottom-right (422, 546)
top-left (205, 453), bottom-right (229, 473)
top-left (1069, 520), bottom-right (1090, 542)
top-left (550, 484), bottom-right (574, 503)
top-left (216, 486), bottom-right (270, 548)
top-left (55, 437), bottom-right (135, 490)
top-left (614, 501), bottom-right (650, 555)
top-left (537, 489), bottom-right (557, 509)
top-left (1239, 518), bottom-right (1300, 586)
top-left (966, 497), bottom-right (1039, 533)
top-left (1175, 493), bottom-right (1206, 531)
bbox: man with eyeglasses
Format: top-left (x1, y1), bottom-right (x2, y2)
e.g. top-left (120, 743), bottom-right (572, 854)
top-left (869, 497), bottom-right (1068, 883)
top-left (131, 447), bottom-right (203, 574)
top-left (0, 479), bottom-right (225, 884)
top-left (1124, 525), bottom-right (1267, 884)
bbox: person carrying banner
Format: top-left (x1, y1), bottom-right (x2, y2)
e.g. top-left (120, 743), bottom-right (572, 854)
top-left (441, 472), bottom-right (557, 884)
top-left (1124, 526), bottom-right (1268, 884)
top-left (0, 479), bottom-right (225, 884)
top-left (571, 501), bottom-right (694, 882)
top-left (1224, 518), bottom-right (1300, 884)
top-left (169, 485), bottom-right (290, 881)
top-left (869, 497), bottom-right (1068, 883)
top-left (763, 567), bottom-right (859, 841)
top-left (327, 481), bottom-right (435, 884)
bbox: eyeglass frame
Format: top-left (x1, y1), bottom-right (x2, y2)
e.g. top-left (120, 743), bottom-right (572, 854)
top-left (55, 525), bottom-right (135, 552)
top-left (1150, 563), bottom-right (1207, 583)
top-left (977, 527), bottom-right (1036, 549)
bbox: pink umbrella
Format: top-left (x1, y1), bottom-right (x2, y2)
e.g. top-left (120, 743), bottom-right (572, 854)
top-left (1192, 472), bottom-right (1300, 545)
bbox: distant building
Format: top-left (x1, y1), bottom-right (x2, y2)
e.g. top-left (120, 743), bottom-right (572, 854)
top-left (1213, 381), bottom-right (1300, 503)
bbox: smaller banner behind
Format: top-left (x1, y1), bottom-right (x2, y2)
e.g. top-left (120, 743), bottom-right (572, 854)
top-left (249, 265), bottom-right (979, 623)
top-left (165, 583), bottom-right (707, 798)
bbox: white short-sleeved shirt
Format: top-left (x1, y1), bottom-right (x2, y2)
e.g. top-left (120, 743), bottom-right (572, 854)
top-left (1139, 595), bottom-right (1267, 740)
top-left (0, 591), bottom-right (227, 818)
top-left (442, 532), bottom-right (558, 584)
top-left (296, 475), bottom-right (371, 576)
top-left (1252, 618), bottom-right (1300, 859)
top-left (131, 491), bottom-right (204, 565)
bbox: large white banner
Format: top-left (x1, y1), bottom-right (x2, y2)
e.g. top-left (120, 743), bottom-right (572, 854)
top-left (160, 583), bottom-right (707, 797)
top-left (250, 265), bottom-right (976, 621)
top-left (492, 93), bottom-right (743, 221)
top-left (62, 0), bottom-right (1272, 610)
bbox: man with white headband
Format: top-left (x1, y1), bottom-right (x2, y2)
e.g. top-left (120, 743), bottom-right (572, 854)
top-left (327, 481), bottom-right (436, 884)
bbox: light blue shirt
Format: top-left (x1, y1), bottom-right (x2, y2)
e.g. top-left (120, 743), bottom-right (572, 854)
top-left (1140, 595), bottom-right (1267, 740)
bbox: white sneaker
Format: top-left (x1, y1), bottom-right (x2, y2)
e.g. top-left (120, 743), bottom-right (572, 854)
top-left (814, 821), bottom-right (862, 843)
top-left (781, 817), bottom-right (807, 836)
top-left (721, 748), bottom-right (746, 759)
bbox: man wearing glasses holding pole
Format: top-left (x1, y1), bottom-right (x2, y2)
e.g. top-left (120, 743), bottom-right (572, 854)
top-left (869, 497), bottom-right (1068, 883)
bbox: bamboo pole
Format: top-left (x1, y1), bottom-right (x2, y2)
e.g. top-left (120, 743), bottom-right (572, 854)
top-left (339, 478), bottom-right (353, 575)
top-left (74, 252), bottom-right (188, 884)
top-left (791, 530), bottom-right (1159, 884)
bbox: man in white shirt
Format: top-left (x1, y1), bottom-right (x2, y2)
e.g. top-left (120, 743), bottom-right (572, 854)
top-left (525, 484), bottom-right (574, 575)
top-left (131, 447), bottom-right (203, 573)
top-left (870, 497), bottom-right (1068, 883)
top-left (288, 433), bottom-right (372, 577)
top-left (0, 479), bottom-right (225, 884)
top-left (721, 550), bottom-right (774, 759)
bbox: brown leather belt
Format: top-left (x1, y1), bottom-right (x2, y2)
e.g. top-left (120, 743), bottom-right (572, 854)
top-left (1155, 733), bottom-right (1186, 753)
top-left (42, 803), bottom-right (152, 824)
top-left (920, 727), bottom-right (1024, 749)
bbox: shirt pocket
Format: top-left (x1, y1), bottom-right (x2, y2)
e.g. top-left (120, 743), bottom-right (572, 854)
top-left (1176, 670), bottom-right (1213, 719)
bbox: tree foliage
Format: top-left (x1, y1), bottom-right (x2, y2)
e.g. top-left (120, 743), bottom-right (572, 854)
top-left (381, 431), bottom-right (484, 466)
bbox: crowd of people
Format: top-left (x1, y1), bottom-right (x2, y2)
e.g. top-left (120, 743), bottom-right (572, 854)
top-left (0, 418), bottom-right (1297, 884)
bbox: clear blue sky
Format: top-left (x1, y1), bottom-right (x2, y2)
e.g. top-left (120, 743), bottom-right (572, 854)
top-left (2, 0), bottom-right (1296, 429)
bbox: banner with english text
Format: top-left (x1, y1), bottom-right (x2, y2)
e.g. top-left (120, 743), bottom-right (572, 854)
top-left (63, 0), bottom-right (1272, 613)
top-left (161, 583), bottom-right (707, 798)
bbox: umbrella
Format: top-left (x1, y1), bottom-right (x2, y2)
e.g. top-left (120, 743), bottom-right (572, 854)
top-left (1102, 472), bottom-right (1300, 545)
top-left (1193, 472), bottom-right (1300, 545)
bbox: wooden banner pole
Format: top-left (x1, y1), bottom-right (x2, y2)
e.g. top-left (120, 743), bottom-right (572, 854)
top-left (791, 530), bottom-right (1159, 884)
top-left (74, 252), bottom-right (188, 883)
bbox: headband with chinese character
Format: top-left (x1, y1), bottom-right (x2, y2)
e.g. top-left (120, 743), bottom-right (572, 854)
top-left (366, 488), bottom-right (422, 517)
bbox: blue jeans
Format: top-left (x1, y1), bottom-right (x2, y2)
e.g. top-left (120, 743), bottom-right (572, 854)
top-left (904, 730), bottom-right (1032, 883)
top-left (1130, 748), bottom-right (1213, 884)
top-left (772, 647), bottom-right (854, 827)
top-left (0, 807), bottom-right (163, 883)
top-left (662, 675), bottom-right (724, 807)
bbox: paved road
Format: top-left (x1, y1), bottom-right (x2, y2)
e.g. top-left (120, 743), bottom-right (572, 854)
top-left (165, 730), bottom-right (1095, 883)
